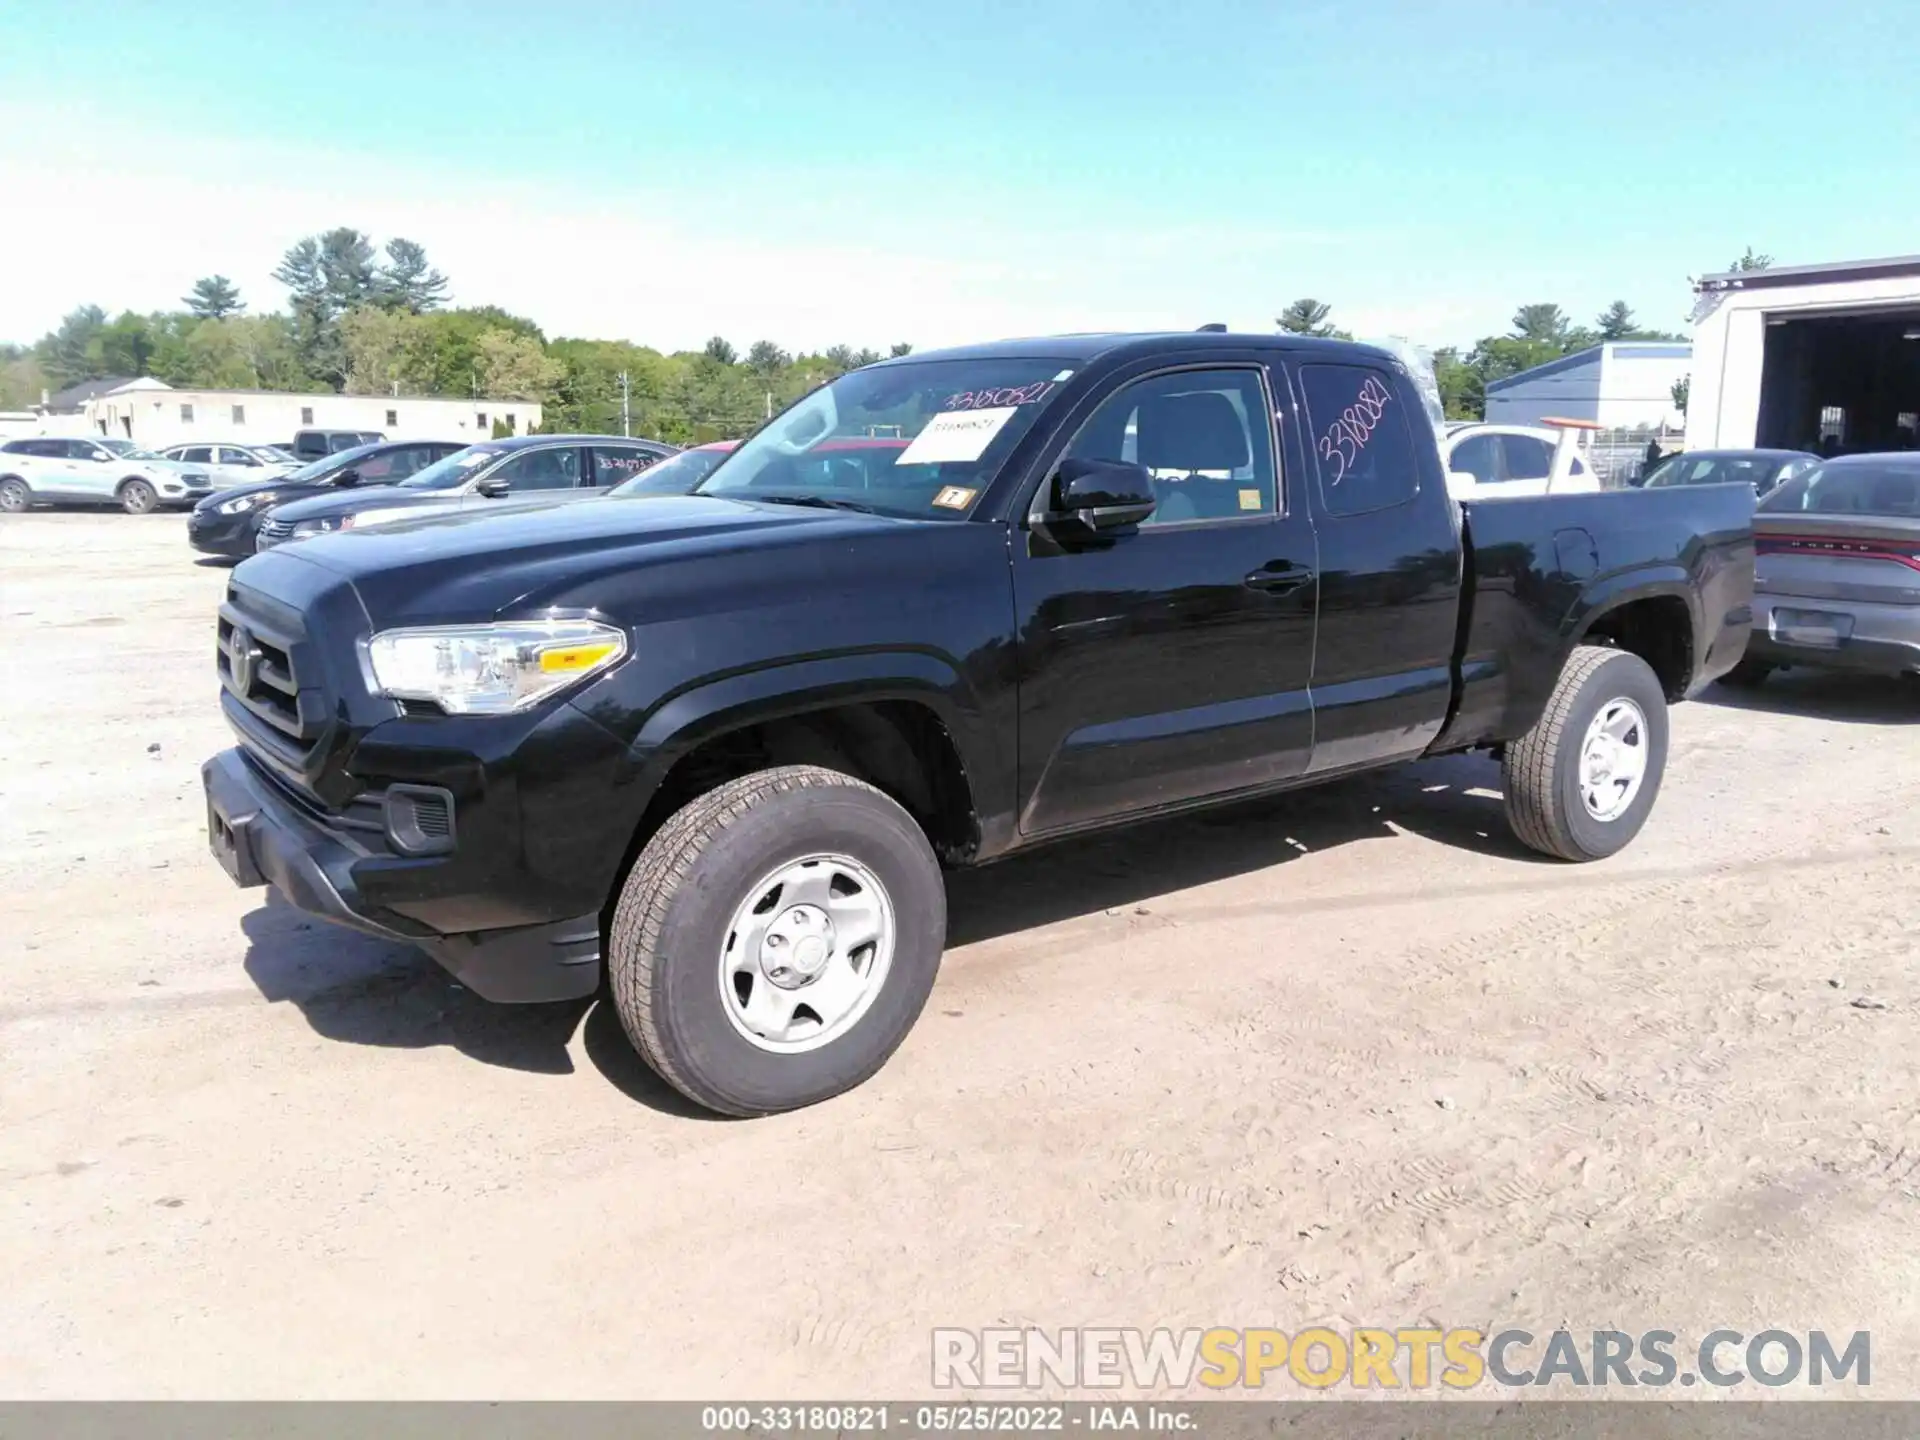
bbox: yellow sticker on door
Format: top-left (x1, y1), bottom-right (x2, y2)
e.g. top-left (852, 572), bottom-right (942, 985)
top-left (1239, 488), bottom-right (1262, 511)
top-left (932, 486), bottom-right (978, 510)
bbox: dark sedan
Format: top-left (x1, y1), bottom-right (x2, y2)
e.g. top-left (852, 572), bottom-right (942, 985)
top-left (186, 438), bottom-right (464, 558)
top-left (1640, 448), bottom-right (1818, 497)
top-left (254, 434), bottom-right (677, 548)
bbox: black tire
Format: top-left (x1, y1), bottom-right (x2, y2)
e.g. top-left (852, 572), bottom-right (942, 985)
top-left (1503, 644), bottom-right (1669, 862)
top-left (118, 478), bottom-right (157, 515)
top-left (0, 476), bottom-right (28, 513)
top-left (1718, 656), bottom-right (1775, 688)
top-left (608, 765), bottom-right (946, 1116)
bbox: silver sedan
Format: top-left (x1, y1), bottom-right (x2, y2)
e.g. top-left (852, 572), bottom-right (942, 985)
top-left (158, 443), bottom-right (302, 490)
top-left (1728, 453), bottom-right (1920, 684)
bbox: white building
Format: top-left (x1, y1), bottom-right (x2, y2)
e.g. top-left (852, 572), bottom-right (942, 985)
top-left (1685, 253), bottom-right (1920, 454)
top-left (65, 378), bottom-right (542, 449)
top-left (1482, 341), bottom-right (1692, 431)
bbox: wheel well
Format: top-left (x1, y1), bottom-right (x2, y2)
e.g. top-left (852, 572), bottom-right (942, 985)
top-left (117, 475), bottom-right (152, 494)
top-left (620, 700), bottom-right (980, 886)
top-left (1579, 595), bottom-right (1693, 699)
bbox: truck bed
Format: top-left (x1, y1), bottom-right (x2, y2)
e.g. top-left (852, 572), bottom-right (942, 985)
top-left (1435, 482), bottom-right (1757, 751)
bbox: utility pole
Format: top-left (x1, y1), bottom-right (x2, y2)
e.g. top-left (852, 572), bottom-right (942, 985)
top-left (618, 371), bottom-right (631, 437)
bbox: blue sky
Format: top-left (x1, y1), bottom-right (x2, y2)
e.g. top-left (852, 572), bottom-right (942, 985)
top-left (1, 0), bottom-right (1914, 352)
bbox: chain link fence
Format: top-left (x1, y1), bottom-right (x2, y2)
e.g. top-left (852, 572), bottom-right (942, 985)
top-left (1585, 423), bottom-right (1688, 489)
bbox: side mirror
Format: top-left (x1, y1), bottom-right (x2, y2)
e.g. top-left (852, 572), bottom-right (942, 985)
top-left (1042, 458), bottom-right (1156, 535)
top-left (335, 468), bottom-right (363, 487)
top-left (1445, 470), bottom-right (1481, 494)
top-left (476, 477), bottom-right (511, 499)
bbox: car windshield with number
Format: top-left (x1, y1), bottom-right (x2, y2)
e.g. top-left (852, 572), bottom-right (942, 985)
top-left (693, 359), bottom-right (1073, 519)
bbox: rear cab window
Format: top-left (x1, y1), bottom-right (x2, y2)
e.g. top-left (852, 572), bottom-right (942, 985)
top-left (1298, 363), bottom-right (1421, 515)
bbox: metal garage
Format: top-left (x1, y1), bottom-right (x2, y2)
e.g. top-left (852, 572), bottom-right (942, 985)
top-left (1686, 254), bottom-right (1920, 456)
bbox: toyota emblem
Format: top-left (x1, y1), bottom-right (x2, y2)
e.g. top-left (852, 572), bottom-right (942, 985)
top-left (228, 624), bottom-right (259, 692)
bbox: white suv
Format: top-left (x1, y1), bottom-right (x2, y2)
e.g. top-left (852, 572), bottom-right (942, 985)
top-left (0, 437), bottom-right (214, 514)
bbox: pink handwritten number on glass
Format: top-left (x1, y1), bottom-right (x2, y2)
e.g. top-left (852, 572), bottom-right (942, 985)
top-left (942, 381), bottom-right (1054, 411)
top-left (1318, 376), bottom-right (1391, 487)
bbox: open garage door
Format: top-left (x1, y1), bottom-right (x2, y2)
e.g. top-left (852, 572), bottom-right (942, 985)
top-left (1757, 309), bottom-right (1920, 454)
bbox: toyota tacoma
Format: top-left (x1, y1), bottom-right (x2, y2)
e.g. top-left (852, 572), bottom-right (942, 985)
top-left (202, 331), bottom-right (1757, 1115)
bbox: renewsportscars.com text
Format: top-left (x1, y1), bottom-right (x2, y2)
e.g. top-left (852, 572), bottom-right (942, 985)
top-left (931, 1327), bottom-right (1871, 1391)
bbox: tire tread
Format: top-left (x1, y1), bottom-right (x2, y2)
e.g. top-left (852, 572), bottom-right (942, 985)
top-left (1503, 643), bottom-right (1623, 862)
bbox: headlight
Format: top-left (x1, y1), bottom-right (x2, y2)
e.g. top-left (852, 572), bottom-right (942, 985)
top-left (218, 491), bottom-right (276, 515)
top-left (365, 621), bottom-right (628, 715)
top-left (291, 514), bottom-right (355, 536)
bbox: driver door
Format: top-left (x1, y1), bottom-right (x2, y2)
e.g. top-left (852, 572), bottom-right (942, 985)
top-left (1009, 361), bottom-right (1318, 835)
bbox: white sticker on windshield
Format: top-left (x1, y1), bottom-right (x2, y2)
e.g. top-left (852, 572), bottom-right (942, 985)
top-left (895, 407), bottom-right (1018, 466)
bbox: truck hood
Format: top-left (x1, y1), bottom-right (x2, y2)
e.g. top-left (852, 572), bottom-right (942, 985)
top-left (253, 494), bottom-right (921, 625)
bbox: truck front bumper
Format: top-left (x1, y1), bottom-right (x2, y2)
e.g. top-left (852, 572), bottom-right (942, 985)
top-left (202, 746), bottom-right (603, 1003)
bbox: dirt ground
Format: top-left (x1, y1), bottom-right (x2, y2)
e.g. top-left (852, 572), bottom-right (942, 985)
top-left (3, 511), bottom-right (1919, 1401)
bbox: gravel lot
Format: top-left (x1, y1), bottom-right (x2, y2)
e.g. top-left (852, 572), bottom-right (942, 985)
top-left (4, 512), bottom-right (1919, 1400)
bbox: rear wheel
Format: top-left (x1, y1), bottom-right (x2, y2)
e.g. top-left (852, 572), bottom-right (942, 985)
top-left (0, 477), bottom-right (28, 513)
top-left (1504, 645), bottom-right (1669, 862)
top-left (1718, 657), bottom-right (1775, 689)
top-left (118, 478), bottom-right (157, 515)
top-left (608, 765), bottom-right (946, 1116)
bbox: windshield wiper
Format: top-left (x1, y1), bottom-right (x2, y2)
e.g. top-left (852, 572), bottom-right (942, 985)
top-left (743, 493), bottom-right (883, 515)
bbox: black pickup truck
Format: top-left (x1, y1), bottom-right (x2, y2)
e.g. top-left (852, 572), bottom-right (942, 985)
top-left (202, 332), bottom-right (1756, 1115)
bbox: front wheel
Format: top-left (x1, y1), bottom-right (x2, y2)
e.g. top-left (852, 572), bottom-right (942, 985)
top-left (0, 477), bottom-right (29, 513)
top-left (118, 478), bottom-right (157, 515)
top-left (1503, 645), bottom-right (1669, 862)
top-left (608, 765), bottom-right (946, 1116)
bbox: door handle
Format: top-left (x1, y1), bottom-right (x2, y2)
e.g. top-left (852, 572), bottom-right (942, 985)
top-left (1244, 564), bottom-right (1314, 595)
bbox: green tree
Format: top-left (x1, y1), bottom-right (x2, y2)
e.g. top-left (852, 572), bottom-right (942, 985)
top-left (1432, 346), bottom-right (1482, 421)
top-left (0, 345), bottom-right (49, 410)
top-left (339, 306), bottom-right (432, 394)
top-left (703, 336), bottom-right (738, 365)
top-left (184, 276), bottom-right (245, 320)
top-left (888, 343), bottom-right (913, 358)
top-left (1728, 247), bottom-right (1773, 273)
top-left (1671, 377), bottom-right (1690, 416)
top-left (475, 329), bottom-right (563, 402)
top-left (36, 305), bottom-right (109, 385)
top-left (1277, 299), bottom-right (1337, 337)
top-left (1510, 304), bottom-right (1574, 345)
top-left (98, 311), bottom-right (157, 377)
top-left (1595, 301), bottom-right (1637, 340)
top-left (378, 239), bottom-right (450, 313)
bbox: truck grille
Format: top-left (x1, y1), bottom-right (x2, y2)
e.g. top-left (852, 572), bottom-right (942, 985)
top-left (217, 590), bottom-right (325, 769)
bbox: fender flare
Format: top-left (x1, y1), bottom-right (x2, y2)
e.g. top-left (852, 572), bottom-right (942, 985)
top-left (626, 648), bottom-right (990, 809)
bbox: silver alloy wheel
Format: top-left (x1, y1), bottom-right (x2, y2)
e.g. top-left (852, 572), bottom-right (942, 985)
top-left (719, 853), bottom-right (895, 1054)
top-left (0, 479), bottom-right (26, 513)
top-left (120, 480), bottom-right (155, 515)
top-left (1578, 696), bottom-right (1649, 822)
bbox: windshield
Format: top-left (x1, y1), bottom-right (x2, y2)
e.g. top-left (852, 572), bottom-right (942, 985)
top-left (694, 358), bottom-right (1074, 518)
top-left (1647, 455), bottom-right (1788, 491)
top-left (281, 444), bottom-right (387, 485)
top-left (97, 438), bottom-right (163, 460)
top-left (609, 446), bottom-right (734, 497)
top-left (1761, 460), bottom-right (1920, 517)
top-left (399, 445), bottom-right (503, 490)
